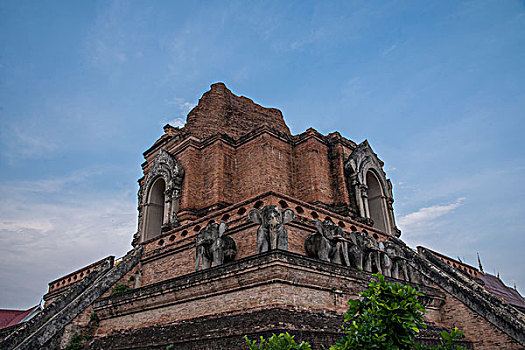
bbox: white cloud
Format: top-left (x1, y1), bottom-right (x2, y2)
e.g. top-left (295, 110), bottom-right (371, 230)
top-left (1, 123), bottom-right (59, 161)
top-left (161, 98), bottom-right (195, 128)
top-left (382, 44), bottom-right (398, 56)
top-left (165, 118), bottom-right (185, 128)
top-left (398, 197), bottom-right (465, 235)
top-left (0, 170), bottom-right (135, 308)
top-left (166, 98), bottom-right (195, 114)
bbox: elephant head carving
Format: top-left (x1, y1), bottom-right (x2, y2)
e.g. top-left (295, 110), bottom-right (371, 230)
top-left (305, 218), bottom-right (352, 265)
top-left (195, 221), bottom-right (237, 271)
top-left (248, 205), bottom-right (294, 253)
top-left (383, 239), bottom-right (409, 280)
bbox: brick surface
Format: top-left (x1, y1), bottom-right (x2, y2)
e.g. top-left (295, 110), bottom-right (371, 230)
top-left (438, 290), bottom-right (523, 349)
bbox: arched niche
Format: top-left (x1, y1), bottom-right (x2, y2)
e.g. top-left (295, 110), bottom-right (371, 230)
top-left (144, 177), bottom-right (166, 240)
top-left (134, 149), bottom-right (184, 245)
top-left (366, 170), bottom-right (389, 233)
top-left (344, 141), bottom-right (400, 236)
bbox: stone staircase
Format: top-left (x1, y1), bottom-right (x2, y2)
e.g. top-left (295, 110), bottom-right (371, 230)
top-left (0, 247), bottom-right (142, 350)
top-left (392, 237), bottom-right (525, 347)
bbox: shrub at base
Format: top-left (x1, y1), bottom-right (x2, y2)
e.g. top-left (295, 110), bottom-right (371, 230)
top-left (331, 273), bottom-right (426, 350)
top-left (245, 332), bottom-right (311, 350)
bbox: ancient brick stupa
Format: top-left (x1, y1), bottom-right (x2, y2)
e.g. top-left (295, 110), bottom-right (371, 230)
top-left (4, 83), bottom-right (524, 349)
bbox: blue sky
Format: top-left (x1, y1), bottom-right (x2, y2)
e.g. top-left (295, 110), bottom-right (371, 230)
top-left (1, 0), bottom-right (524, 308)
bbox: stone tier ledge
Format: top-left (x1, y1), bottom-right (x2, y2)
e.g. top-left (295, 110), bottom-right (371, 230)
top-left (89, 308), bottom-right (344, 350)
top-left (93, 250), bottom-right (445, 324)
top-left (88, 307), bottom-right (472, 350)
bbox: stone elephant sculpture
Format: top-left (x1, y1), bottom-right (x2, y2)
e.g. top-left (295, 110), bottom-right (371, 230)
top-left (305, 218), bottom-right (352, 265)
top-left (349, 231), bottom-right (382, 274)
top-left (248, 205), bottom-right (295, 253)
top-left (195, 221), bottom-right (237, 271)
top-left (346, 231), bottom-right (364, 270)
top-left (383, 239), bottom-right (409, 281)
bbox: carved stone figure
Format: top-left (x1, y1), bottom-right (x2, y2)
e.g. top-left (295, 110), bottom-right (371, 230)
top-left (248, 205), bottom-right (294, 253)
top-left (195, 221), bottom-right (237, 271)
top-left (346, 231), bottom-right (364, 270)
top-left (383, 239), bottom-right (409, 280)
top-left (305, 218), bottom-right (351, 265)
top-left (360, 232), bottom-right (382, 274)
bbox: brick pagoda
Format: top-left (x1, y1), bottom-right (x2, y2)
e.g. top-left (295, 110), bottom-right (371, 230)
top-left (3, 83), bottom-right (524, 350)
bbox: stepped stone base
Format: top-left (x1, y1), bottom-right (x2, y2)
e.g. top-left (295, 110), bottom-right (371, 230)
top-left (89, 308), bottom-right (341, 350)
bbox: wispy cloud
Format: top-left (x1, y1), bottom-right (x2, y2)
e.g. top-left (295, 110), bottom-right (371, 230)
top-left (1, 123), bottom-right (59, 161)
top-left (1, 168), bottom-right (106, 195)
top-left (161, 98), bottom-right (195, 128)
top-left (382, 44), bottom-right (398, 56)
top-left (83, 0), bottom-right (149, 73)
top-left (166, 98), bottom-right (194, 114)
top-left (164, 118), bottom-right (185, 128)
top-left (0, 170), bottom-right (135, 308)
top-left (398, 197), bottom-right (465, 235)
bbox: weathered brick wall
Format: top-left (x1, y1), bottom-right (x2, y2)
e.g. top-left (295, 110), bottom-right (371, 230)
top-left (92, 252), bottom-right (407, 333)
top-left (89, 308), bottom-right (343, 350)
top-left (234, 132), bottom-right (294, 201)
top-left (168, 131), bottom-right (354, 223)
top-left (327, 136), bottom-right (354, 211)
top-left (293, 135), bottom-right (333, 204)
top-left (438, 289), bottom-right (523, 349)
top-left (91, 251), bottom-right (448, 347)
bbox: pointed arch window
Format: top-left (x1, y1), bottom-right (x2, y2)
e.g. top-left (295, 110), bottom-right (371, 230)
top-left (365, 170), bottom-right (389, 233)
top-left (344, 141), bottom-right (400, 236)
top-left (135, 150), bottom-right (184, 244)
top-left (144, 177), bottom-right (166, 240)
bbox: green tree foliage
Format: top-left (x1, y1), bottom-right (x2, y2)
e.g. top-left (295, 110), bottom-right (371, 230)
top-left (245, 332), bottom-right (311, 350)
top-left (331, 273), bottom-right (426, 350)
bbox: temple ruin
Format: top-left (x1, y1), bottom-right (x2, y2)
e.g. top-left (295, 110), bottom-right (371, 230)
top-left (2, 83), bottom-right (524, 349)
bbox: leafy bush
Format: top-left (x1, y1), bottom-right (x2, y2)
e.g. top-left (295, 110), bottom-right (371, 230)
top-left (245, 332), bottom-right (311, 350)
top-left (331, 273), bottom-right (426, 350)
top-left (111, 283), bottom-right (131, 295)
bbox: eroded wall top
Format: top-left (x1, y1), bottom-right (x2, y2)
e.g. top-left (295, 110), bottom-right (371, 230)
top-left (184, 83), bottom-right (291, 140)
